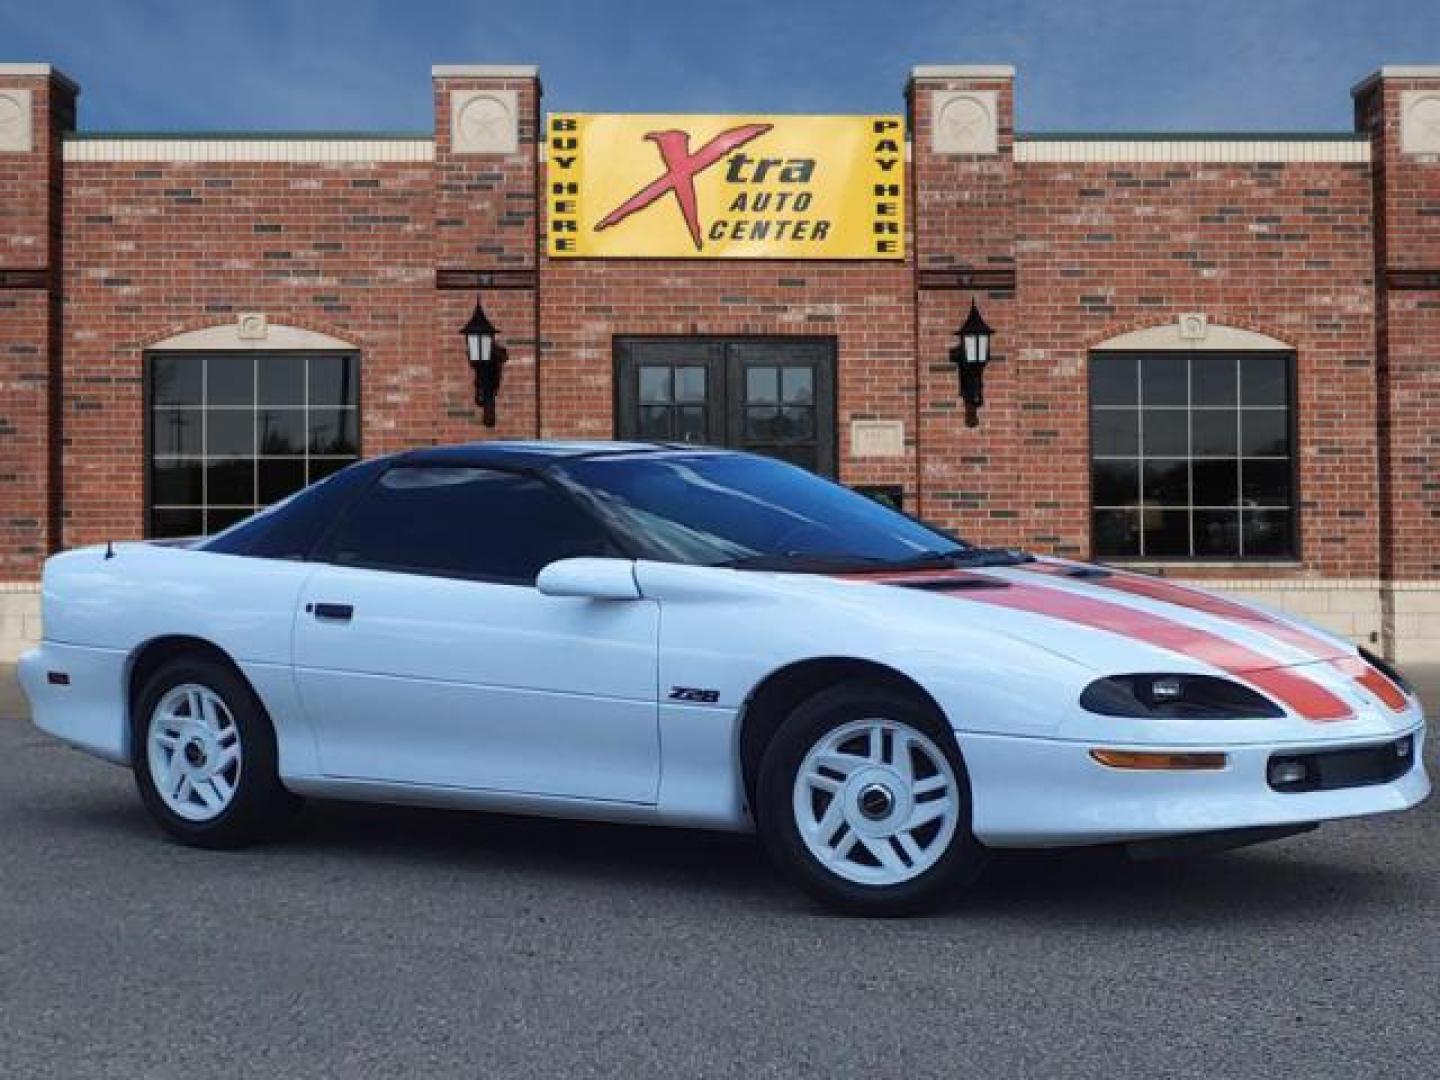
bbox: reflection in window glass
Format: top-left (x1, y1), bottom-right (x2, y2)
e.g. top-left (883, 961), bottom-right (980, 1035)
top-left (1139, 356), bottom-right (1187, 406)
top-left (257, 410), bottom-right (306, 456)
top-left (308, 355), bottom-right (357, 410)
top-left (557, 453), bottom-right (965, 568)
top-left (1190, 356), bottom-right (1237, 408)
top-left (1190, 411), bottom-right (1237, 457)
top-left (634, 363), bottom-right (711, 445)
top-left (1090, 351), bottom-right (1293, 559)
top-left (327, 467), bottom-right (617, 583)
top-left (152, 410), bottom-right (202, 456)
top-left (206, 356), bottom-right (255, 408)
top-left (151, 357), bottom-right (203, 408)
top-left (639, 366), bottom-right (671, 404)
top-left (746, 367), bottom-right (779, 405)
top-left (675, 366), bottom-right (706, 403)
top-left (675, 406), bottom-right (707, 442)
top-left (782, 367), bottom-right (814, 405)
top-left (1089, 354), bottom-right (1138, 407)
top-left (1092, 460), bottom-right (1139, 507)
top-left (147, 353), bottom-right (360, 537)
top-left (1090, 410), bottom-right (1138, 457)
top-left (257, 356), bottom-right (306, 407)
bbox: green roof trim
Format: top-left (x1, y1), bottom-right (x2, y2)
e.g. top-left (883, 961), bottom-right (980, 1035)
top-left (1018, 131), bottom-right (1369, 142)
top-left (66, 131), bottom-right (432, 141)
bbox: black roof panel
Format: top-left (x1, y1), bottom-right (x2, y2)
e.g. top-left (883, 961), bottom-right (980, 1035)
top-left (393, 440), bottom-right (727, 471)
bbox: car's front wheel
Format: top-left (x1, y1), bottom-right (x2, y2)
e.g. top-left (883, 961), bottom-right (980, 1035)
top-left (756, 681), bottom-right (987, 915)
top-left (132, 655), bottom-right (300, 848)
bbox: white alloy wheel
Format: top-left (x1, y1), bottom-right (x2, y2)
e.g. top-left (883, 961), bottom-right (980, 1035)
top-left (791, 717), bottom-right (960, 886)
top-left (146, 683), bottom-right (243, 823)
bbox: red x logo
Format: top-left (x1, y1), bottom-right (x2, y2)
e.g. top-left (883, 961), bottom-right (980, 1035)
top-left (595, 123), bottom-right (773, 251)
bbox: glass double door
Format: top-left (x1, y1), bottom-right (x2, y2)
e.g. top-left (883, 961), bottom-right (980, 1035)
top-left (614, 338), bottom-right (836, 476)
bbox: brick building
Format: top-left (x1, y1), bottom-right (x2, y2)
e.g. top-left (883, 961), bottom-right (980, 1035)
top-left (0, 61), bottom-right (1437, 661)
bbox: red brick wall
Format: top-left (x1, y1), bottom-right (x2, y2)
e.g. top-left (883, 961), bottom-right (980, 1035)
top-left (1356, 75), bottom-right (1440, 581)
top-left (2, 62), bottom-right (1433, 600)
top-left (60, 156), bottom-right (438, 548)
top-left (0, 288), bottom-right (53, 575)
top-left (0, 72), bottom-right (73, 577)
top-left (1011, 156), bottom-right (1379, 579)
top-left (907, 75), bottom-right (1379, 578)
top-left (55, 72), bottom-right (548, 551)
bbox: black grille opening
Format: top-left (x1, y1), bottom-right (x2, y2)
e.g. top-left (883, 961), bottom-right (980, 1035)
top-left (1268, 736), bottom-right (1415, 793)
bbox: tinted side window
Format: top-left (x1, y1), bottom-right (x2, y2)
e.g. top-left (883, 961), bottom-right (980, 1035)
top-left (204, 457), bottom-right (385, 559)
top-left (323, 466), bottom-right (617, 583)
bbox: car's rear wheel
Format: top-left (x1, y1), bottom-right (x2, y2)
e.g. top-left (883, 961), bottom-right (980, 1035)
top-left (756, 681), bottom-right (987, 915)
top-left (132, 655), bottom-right (300, 848)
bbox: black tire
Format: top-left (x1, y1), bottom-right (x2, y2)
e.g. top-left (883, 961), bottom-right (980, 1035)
top-left (131, 654), bottom-right (301, 848)
top-left (755, 680), bottom-right (987, 916)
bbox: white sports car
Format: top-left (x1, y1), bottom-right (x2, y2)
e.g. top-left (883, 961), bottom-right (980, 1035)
top-left (20, 442), bottom-right (1429, 914)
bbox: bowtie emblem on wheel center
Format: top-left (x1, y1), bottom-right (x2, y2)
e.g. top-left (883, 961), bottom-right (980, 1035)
top-left (857, 783), bottom-right (896, 821)
top-left (183, 740), bottom-right (207, 768)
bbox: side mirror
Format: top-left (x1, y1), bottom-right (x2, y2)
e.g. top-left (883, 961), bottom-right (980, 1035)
top-left (536, 557), bottom-right (642, 601)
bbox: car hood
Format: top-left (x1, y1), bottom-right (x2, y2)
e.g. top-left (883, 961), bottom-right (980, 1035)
top-left (827, 558), bottom-right (1410, 722)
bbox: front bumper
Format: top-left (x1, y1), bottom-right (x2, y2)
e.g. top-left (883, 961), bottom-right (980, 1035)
top-left (958, 722), bottom-right (1429, 849)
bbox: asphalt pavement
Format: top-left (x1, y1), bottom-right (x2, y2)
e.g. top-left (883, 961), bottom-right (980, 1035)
top-left (1, 662), bottom-right (1437, 1079)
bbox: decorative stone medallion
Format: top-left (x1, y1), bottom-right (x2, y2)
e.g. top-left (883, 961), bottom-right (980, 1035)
top-left (1178, 313), bottom-right (1209, 341)
top-left (451, 89), bottom-right (519, 155)
top-left (237, 313), bottom-right (268, 341)
top-left (932, 91), bottom-right (998, 155)
top-left (1400, 91), bottom-right (1440, 155)
top-left (0, 89), bottom-right (33, 153)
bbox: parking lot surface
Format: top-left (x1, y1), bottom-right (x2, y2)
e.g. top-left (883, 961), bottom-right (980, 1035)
top-left (1, 663), bottom-right (1437, 1079)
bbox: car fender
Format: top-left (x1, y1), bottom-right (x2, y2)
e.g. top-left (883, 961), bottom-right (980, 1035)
top-left (28, 543), bottom-right (323, 775)
top-left (636, 560), bottom-right (1096, 740)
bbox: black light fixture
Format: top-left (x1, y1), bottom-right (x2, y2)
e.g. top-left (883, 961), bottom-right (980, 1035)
top-left (460, 294), bottom-right (507, 428)
top-left (948, 299), bottom-right (994, 428)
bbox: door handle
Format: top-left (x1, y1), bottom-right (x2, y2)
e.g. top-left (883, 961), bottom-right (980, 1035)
top-left (308, 602), bottom-right (354, 622)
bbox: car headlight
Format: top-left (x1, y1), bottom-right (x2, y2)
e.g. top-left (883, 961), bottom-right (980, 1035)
top-left (1080, 674), bottom-right (1286, 719)
top-left (1359, 646), bottom-right (1413, 697)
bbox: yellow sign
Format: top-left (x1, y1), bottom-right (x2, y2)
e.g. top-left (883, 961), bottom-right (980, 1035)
top-left (547, 113), bottom-right (905, 259)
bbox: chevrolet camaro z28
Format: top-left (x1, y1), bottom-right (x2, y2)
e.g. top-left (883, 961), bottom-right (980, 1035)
top-left (20, 442), bottom-right (1429, 914)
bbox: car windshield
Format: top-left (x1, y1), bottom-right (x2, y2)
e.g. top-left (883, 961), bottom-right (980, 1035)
top-left (555, 452), bottom-right (1025, 571)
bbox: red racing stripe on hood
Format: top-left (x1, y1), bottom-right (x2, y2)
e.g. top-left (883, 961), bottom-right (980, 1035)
top-left (850, 569), bottom-right (1354, 722)
top-left (1329, 656), bottom-right (1409, 712)
top-left (1019, 563), bottom-right (1408, 712)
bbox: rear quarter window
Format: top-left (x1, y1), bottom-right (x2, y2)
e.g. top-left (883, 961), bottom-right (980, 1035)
top-left (202, 458), bottom-right (384, 560)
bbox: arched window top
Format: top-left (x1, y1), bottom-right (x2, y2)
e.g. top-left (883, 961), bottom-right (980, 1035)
top-left (1093, 323), bottom-right (1293, 352)
top-left (147, 322), bottom-right (357, 352)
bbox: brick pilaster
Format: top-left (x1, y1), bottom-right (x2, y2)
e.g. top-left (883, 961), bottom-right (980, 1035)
top-left (908, 65), bottom-right (1019, 530)
top-left (0, 64), bottom-right (76, 578)
top-left (1354, 66), bottom-right (1440, 659)
top-left (431, 65), bottom-right (541, 438)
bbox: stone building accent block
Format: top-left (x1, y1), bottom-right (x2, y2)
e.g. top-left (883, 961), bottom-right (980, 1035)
top-left (931, 90), bottom-right (998, 154)
top-left (450, 88), bottom-right (519, 154)
top-left (0, 87), bottom-right (32, 152)
top-left (1400, 90), bottom-right (1440, 154)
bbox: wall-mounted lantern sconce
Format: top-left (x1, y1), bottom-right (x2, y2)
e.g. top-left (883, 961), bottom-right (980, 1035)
top-left (948, 299), bottom-right (994, 428)
top-left (461, 294), bottom-right (507, 428)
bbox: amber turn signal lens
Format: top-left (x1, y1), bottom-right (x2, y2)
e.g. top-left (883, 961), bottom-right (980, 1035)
top-left (1089, 749), bottom-right (1227, 771)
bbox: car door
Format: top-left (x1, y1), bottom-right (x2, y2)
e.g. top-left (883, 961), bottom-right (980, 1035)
top-left (291, 464), bottom-right (660, 804)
